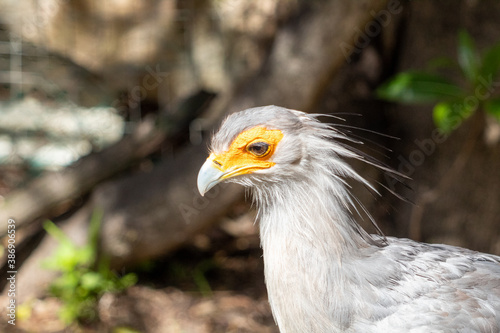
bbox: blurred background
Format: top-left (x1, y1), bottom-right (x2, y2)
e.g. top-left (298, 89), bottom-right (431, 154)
top-left (0, 0), bottom-right (499, 332)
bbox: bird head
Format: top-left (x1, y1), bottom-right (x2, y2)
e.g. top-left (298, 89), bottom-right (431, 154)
top-left (197, 105), bottom-right (400, 247)
top-left (197, 105), bottom-right (360, 196)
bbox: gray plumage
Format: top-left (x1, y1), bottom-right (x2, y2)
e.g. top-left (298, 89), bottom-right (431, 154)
top-left (198, 105), bottom-right (500, 332)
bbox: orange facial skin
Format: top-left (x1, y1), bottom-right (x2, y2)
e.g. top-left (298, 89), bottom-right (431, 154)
top-left (209, 126), bottom-right (284, 179)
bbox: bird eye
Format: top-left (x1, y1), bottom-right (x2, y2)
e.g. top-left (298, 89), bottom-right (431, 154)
top-left (247, 141), bottom-right (270, 157)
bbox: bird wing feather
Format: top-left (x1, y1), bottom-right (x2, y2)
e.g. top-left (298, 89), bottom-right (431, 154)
top-left (350, 237), bottom-right (500, 332)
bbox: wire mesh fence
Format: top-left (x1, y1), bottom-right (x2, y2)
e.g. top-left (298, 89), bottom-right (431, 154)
top-left (0, 15), bottom-right (124, 182)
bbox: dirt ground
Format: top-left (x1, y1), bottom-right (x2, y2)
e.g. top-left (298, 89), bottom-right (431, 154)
top-left (1, 203), bottom-right (279, 333)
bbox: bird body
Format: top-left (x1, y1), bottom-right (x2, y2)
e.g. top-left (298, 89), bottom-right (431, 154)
top-left (197, 106), bottom-right (500, 332)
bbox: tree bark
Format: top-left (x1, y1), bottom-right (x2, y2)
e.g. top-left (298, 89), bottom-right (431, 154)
top-left (4, 0), bottom-right (391, 301)
top-left (101, 0), bottom-right (390, 267)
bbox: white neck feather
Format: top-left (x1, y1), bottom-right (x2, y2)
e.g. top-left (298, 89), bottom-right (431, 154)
top-left (254, 144), bottom-right (382, 332)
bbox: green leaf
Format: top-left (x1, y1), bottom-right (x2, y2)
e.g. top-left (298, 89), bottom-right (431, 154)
top-left (59, 302), bottom-right (80, 324)
top-left (480, 44), bottom-right (500, 79)
top-left (88, 208), bottom-right (103, 253)
top-left (119, 273), bottom-right (138, 289)
top-left (457, 29), bottom-right (480, 83)
top-left (43, 207), bottom-right (136, 325)
top-left (433, 102), bottom-right (454, 133)
top-left (81, 272), bottom-right (105, 292)
top-left (484, 98), bottom-right (500, 120)
top-left (43, 220), bottom-right (71, 245)
top-left (433, 99), bottom-right (477, 133)
top-left (377, 71), bottom-right (464, 103)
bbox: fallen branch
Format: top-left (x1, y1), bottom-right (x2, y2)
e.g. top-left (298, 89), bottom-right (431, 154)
top-left (0, 118), bottom-right (164, 236)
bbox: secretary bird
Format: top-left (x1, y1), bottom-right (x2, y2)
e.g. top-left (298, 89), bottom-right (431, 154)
top-left (197, 105), bottom-right (500, 333)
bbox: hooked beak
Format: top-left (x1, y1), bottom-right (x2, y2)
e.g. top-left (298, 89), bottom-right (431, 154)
top-left (197, 157), bottom-right (224, 196)
top-left (197, 153), bottom-right (267, 196)
top-left (198, 143), bottom-right (278, 196)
